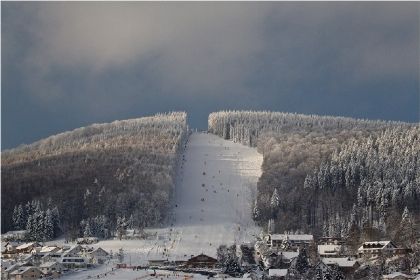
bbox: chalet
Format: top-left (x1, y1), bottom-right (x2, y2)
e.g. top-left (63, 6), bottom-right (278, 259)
top-left (357, 241), bottom-right (397, 258)
top-left (148, 259), bottom-right (168, 267)
top-left (185, 254), bottom-right (218, 268)
top-left (39, 261), bottom-right (63, 275)
top-left (318, 244), bottom-right (343, 258)
top-left (86, 247), bottom-right (109, 264)
top-left (322, 257), bottom-right (360, 275)
top-left (268, 269), bottom-right (288, 279)
top-left (60, 257), bottom-right (88, 269)
top-left (39, 246), bottom-right (60, 256)
top-left (266, 234), bottom-right (313, 250)
top-left (382, 272), bottom-right (415, 280)
top-left (2, 264), bottom-right (20, 280)
top-left (15, 243), bottom-right (40, 254)
top-left (306, 261), bottom-right (335, 279)
top-left (9, 266), bottom-right (41, 280)
top-left (3, 242), bottom-right (20, 253)
top-left (261, 251), bottom-right (299, 269)
top-left (61, 245), bottom-right (83, 257)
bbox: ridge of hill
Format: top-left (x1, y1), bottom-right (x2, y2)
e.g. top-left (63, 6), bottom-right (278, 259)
top-left (2, 112), bottom-right (188, 236)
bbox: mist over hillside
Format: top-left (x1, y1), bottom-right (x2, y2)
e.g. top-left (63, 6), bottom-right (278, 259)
top-left (2, 112), bottom-right (188, 238)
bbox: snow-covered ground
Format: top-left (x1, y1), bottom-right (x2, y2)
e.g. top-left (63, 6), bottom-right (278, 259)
top-left (169, 132), bottom-right (263, 258)
top-left (60, 267), bottom-right (209, 280)
top-left (55, 132), bottom-right (263, 279)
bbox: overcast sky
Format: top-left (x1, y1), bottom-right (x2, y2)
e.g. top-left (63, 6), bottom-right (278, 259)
top-left (2, 2), bottom-right (419, 149)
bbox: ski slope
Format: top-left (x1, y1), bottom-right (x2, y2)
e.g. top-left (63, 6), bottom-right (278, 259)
top-left (167, 132), bottom-right (263, 258)
top-left (69, 131), bottom-right (263, 270)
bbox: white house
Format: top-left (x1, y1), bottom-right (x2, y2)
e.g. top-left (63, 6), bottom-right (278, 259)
top-left (3, 242), bottom-right (21, 253)
top-left (60, 257), bottom-right (88, 269)
top-left (268, 269), bottom-right (288, 279)
top-left (86, 247), bottom-right (109, 264)
top-left (61, 245), bottom-right (83, 257)
top-left (266, 234), bottom-right (313, 250)
top-left (16, 242), bottom-right (40, 254)
top-left (357, 241), bottom-right (397, 258)
top-left (9, 266), bottom-right (42, 280)
top-left (318, 244), bottom-right (343, 258)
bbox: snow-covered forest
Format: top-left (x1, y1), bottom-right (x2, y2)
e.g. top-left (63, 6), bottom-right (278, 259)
top-left (208, 111), bottom-right (408, 147)
top-left (208, 111), bottom-right (419, 244)
top-left (2, 112), bottom-right (188, 239)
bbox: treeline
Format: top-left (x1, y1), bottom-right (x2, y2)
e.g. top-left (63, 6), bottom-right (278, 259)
top-left (2, 112), bottom-right (188, 239)
top-left (208, 111), bottom-right (418, 244)
top-left (208, 110), bottom-right (406, 147)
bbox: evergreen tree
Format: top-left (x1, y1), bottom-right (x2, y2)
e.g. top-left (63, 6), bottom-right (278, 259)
top-left (296, 248), bottom-right (310, 274)
top-left (224, 245), bottom-right (241, 275)
top-left (84, 221), bottom-right (92, 237)
top-left (51, 206), bottom-right (60, 236)
top-left (26, 214), bottom-right (36, 241)
top-left (253, 200), bottom-right (261, 221)
top-left (394, 207), bottom-right (416, 247)
top-left (270, 188), bottom-right (280, 219)
top-left (116, 216), bottom-right (127, 240)
top-left (44, 209), bottom-right (54, 240)
top-left (270, 188), bottom-right (280, 209)
top-left (34, 209), bottom-right (46, 241)
top-left (217, 245), bottom-right (230, 266)
top-left (12, 204), bottom-right (26, 230)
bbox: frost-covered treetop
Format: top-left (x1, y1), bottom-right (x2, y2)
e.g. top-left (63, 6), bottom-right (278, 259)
top-left (3, 112), bottom-right (187, 165)
top-left (208, 110), bottom-right (415, 146)
top-left (209, 110), bottom-right (410, 132)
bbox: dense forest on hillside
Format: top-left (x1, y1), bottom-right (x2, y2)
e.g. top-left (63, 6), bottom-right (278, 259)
top-left (208, 111), bottom-right (419, 245)
top-left (2, 112), bottom-right (188, 239)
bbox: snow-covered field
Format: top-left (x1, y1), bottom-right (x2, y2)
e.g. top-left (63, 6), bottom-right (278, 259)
top-left (56, 132), bottom-right (263, 279)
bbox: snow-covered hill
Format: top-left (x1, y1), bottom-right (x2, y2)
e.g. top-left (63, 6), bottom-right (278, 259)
top-left (169, 132), bottom-right (263, 258)
top-left (86, 132), bottom-right (263, 264)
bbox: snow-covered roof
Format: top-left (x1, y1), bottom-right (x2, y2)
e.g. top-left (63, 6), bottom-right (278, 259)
top-left (281, 251), bottom-right (299, 260)
top-left (322, 258), bottom-right (358, 268)
top-left (40, 246), bottom-right (59, 253)
top-left (62, 244), bottom-right (82, 255)
top-left (382, 272), bottom-right (415, 279)
top-left (270, 234), bottom-right (313, 241)
top-left (3, 230), bottom-right (26, 236)
top-left (90, 247), bottom-right (109, 255)
top-left (4, 241), bottom-right (20, 247)
top-left (269, 269), bottom-right (288, 277)
top-left (39, 262), bottom-right (59, 268)
top-left (358, 241), bottom-right (395, 251)
top-left (10, 266), bottom-right (39, 275)
top-left (16, 242), bottom-right (38, 250)
top-left (318, 244), bottom-right (342, 255)
top-left (1, 259), bottom-right (13, 267)
top-left (4, 264), bottom-right (20, 272)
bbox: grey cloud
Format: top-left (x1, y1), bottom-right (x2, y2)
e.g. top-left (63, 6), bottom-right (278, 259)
top-left (2, 2), bottom-right (419, 149)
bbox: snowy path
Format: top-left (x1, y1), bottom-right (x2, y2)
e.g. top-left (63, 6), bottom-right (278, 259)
top-left (168, 132), bottom-right (263, 258)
